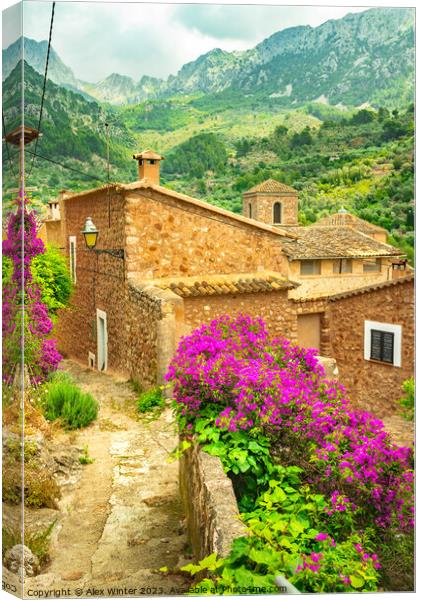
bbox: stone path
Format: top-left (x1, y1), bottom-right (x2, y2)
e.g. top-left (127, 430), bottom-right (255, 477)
top-left (382, 413), bottom-right (415, 448)
top-left (26, 360), bottom-right (189, 597)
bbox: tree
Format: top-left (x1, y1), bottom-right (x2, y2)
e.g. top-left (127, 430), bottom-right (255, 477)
top-left (290, 126), bottom-right (313, 148)
top-left (350, 109), bottom-right (375, 125)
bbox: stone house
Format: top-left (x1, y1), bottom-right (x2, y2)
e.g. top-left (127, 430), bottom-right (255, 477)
top-left (47, 150), bottom-right (414, 415)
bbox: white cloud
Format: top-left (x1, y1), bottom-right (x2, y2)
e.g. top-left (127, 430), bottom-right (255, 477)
top-left (11, 1), bottom-right (381, 82)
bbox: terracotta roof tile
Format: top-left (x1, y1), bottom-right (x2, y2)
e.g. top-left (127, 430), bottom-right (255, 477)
top-left (281, 226), bottom-right (402, 260)
top-left (312, 212), bottom-right (387, 234)
top-left (290, 272), bottom-right (414, 302)
top-left (245, 179), bottom-right (297, 194)
top-left (328, 273), bottom-right (414, 301)
top-left (132, 149), bottom-right (164, 160)
top-left (151, 272), bottom-right (298, 298)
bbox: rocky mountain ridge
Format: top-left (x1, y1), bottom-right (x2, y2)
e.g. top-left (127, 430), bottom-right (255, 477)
top-left (2, 7), bottom-right (414, 107)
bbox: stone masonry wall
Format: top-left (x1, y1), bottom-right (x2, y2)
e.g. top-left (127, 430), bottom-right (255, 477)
top-left (244, 192), bottom-right (298, 226)
top-left (124, 189), bottom-right (289, 281)
top-left (179, 443), bottom-right (247, 561)
top-left (327, 278), bottom-right (414, 416)
top-left (55, 189), bottom-right (128, 373)
top-left (183, 290), bottom-right (297, 341)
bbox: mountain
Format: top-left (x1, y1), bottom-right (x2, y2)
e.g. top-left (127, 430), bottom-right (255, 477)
top-left (2, 7), bottom-right (414, 108)
top-left (162, 7), bottom-right (414, 107)
top-left (2, 37), bottom-right (80, 90)
top-left (2, 61), bottom-right (136, 196)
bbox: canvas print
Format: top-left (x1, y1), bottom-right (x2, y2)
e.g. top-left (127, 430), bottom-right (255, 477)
top-left (1, 1), bottom-right (415, 597)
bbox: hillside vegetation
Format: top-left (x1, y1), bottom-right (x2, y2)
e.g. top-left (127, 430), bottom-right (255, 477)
top-left (2, 66), bottom-right (414, 263)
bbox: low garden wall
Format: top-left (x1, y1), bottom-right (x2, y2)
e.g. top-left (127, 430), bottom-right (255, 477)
top-left (179, 443), bottom-right (247, 561)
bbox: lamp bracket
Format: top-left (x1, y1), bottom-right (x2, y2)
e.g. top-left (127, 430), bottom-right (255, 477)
top-left (92, 248), bottom-right (125, 260)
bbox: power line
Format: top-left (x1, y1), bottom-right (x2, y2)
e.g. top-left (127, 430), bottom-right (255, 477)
top-left (2, 111), bottom-right (17, 177)
top-left (27, 1), bottom-right (56, 178)
top-left (25, 148), bottom-right (108, 184)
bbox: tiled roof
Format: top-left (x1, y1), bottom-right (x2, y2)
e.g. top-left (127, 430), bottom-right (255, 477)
top-left (312, 212), bottom-right (387, 234)
top-left (280, 226), bottom-right (403, 260)
top-left (244, 179), bottom-right (297, 194)
top-left (133, 149), bottom-right (164, 160)
top-left (328, 273), bottom-right (414, 301)
top-left (290, 272), bottom-right (414, 302)
top-left (151, 272), bottom-right (298, 298)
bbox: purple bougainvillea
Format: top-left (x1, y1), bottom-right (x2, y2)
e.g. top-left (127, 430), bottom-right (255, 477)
top-left (2, 193), bottom-right (62, 383)
top-left (167, 314), bottom-right (413, 533)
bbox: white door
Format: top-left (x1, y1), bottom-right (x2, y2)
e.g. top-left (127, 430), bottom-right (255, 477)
top-left (96, 309), bottom-right (108, 371)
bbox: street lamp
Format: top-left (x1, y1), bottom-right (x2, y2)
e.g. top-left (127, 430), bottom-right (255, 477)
top-left (81, 217), bottom-right (125, 259)
top-left (82, 216), bottom-right (99, 249)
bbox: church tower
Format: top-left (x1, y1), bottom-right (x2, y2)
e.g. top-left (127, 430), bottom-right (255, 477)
top-left (243, 179), bottom-right (298, 227)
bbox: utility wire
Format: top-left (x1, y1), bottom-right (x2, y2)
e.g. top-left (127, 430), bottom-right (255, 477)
top-left (27, 1), bottom-right (56, 178)
top-left (2, 110), bottom-right (17, 177)
top-left (25, 148), bottom-right (108, 184)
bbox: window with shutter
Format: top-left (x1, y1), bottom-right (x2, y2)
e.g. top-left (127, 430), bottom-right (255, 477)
top-left (370, 330), bottom-right (394, 364)
top-left (364, 320), bottom-right (402, 367)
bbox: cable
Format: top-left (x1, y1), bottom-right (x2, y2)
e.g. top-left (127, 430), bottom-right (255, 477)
top-left (2, 111), bottom-right (17, 177)
top-left (27, 1), bottom-right (56, 178)
top-left (25, 148), bottom-right (108, 184)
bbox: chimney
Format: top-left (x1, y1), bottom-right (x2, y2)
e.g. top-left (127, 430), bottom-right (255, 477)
top-left (133, 149), bottom-right (164, 185)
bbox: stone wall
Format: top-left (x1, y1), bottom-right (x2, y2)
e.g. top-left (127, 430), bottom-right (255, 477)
top-left (183, 290), bottom-right (297, 340)
top-left (54, 189), bottom-right (129, 374)
top-left (243, 192), bottom-right (298, 226)
top-left (179, 443), bottom-right (247, 561)
top-left (124, 188), bottom-right (289, 281)
top-left (327, 277), bottom-right (414, 416)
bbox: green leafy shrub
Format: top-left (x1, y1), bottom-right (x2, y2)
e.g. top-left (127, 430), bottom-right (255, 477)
top-left (137, 387), bottom-right (164, 413)
top-left (43, 381), bottom-right (98, 429)
top-left (79, 445), bottom-right (95, 464)
top-left (2, 521), bottom-right (56, 567)
top-left (398, 377), bottom-right (414, 421)
top-left (3, 244), bottom-right (72, 316)
top-left (181, 467), bottom-right (380, 594)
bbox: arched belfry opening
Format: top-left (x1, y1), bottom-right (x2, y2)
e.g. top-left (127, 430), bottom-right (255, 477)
top-left (273, 201), bottom-right (282, 224)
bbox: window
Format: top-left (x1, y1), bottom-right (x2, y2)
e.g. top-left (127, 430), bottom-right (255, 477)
top-left (273, 202), bottom-right (282, 224)
top-left (300, 260), bottom-right (321, 275)
top-left (69, 236), bottom-right (77, 283)
top-left (364, 320), bottom-right (402, 367)
top-left (363, 258), bottom-right (382, 272)
top-left (333, 259), bottom-right (352, 274)
top-left (248, 203), bottom-right (252, 218)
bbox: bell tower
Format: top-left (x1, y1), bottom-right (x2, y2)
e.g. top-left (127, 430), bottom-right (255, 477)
top-left (243, 179), bottom-right (298, 227)
top-left (133, 149), bottom-right (164, 184)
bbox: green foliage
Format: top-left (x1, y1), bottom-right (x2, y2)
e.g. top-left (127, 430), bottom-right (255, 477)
top-left (193, 415), bottom-right (276, 511)
top-left (350, 109), bottom-right (376, 124)
top-left (163, 133), bottom-right (228, 178)
top-left (79, 445), bottom-right (95, 464)
top-left (31, 245), bottom-right (73, 314)
top-left (137, 386), bottom-right (164, 413)
top-left (181, 468), bottom-right (380, 594)
top-left (2, 521), bottom-right (56, 567)
top-left (3, 245), bottom-right (73, 315)
top-left (43, 380), bottom-right (98, 429)
top-left (290, 126), bottom-right (313, 148)
top-left (398, 377), bottom-right (414, 421)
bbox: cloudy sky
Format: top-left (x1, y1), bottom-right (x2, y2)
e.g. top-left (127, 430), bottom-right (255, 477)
top-left (3, 1), bottom-right (381, 82)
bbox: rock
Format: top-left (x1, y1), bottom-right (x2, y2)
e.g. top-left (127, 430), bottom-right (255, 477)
top-left (4, 545), bottom-right (40, 577)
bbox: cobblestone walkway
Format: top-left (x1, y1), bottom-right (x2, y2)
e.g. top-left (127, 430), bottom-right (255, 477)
top-left (25, 360), bottom-right (189, 597)
top-left (382, 413), bottom-right (415, 448)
